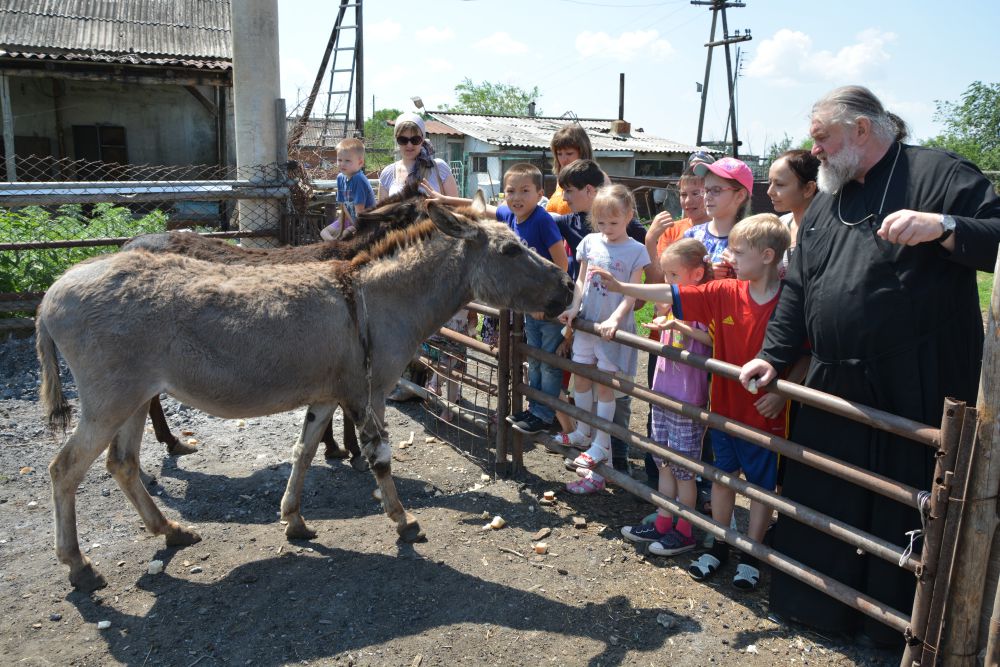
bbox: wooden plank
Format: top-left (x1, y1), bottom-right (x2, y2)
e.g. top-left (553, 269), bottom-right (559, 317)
top-left (942, 254), bottom-right (1000, 665)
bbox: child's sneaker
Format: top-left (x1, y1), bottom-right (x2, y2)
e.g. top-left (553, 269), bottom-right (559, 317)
top-left (511, 413), bottom-right (553, 435)
top-left (649, 529), bottom-right (696, 557)
top-left (621, 523), bottom-right (664, 543)
top-left (505, 409), bottom-right (531, 425)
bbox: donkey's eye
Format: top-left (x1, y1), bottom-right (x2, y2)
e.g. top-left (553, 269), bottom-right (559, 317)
top-left (501, 242), bottom-right (523, 257)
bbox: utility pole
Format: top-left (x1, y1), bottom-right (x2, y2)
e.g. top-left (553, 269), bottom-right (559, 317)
top-left (692, 0), bottom-right (751, 158)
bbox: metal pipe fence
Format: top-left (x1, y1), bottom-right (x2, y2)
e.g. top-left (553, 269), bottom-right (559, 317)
top-left (491, 313), bottom-right (975, 663)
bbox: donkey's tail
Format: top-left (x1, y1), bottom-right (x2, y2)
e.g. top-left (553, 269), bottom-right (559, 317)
top-left (35, 315), bottom-right (72, 433)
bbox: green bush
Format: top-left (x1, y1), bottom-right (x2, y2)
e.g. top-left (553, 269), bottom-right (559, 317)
top-left (0, 203), bottom-right (169, 294)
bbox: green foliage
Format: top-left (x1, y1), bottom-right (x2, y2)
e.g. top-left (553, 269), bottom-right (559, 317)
top-left (765, 133), bottom-right (794, 159)
top-left (634, 299), bottom-right (655, 338)
top-left (0, 203), bottom-right (168, 294)
top-left (363, 107), bottom-right (404, 173)
top-left (440, 78), bottom-right (541, 116)
top-left (924, 81), bottom-right (1000, 171)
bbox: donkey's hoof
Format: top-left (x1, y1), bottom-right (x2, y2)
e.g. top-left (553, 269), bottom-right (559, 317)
top-left (349, 454), bottom-right (369, 472)
top-left (284, 517), bottom-right (317, 541)
top-left (323, 442), bottom-right (348, 460)
top-left (70, 562), bottom-right (108, 592)
top-left (167, 440), bottom-right (199, 457)
top-left (397, 521), bottom-right (426, 543)
top-left (164, 523), bottom-right (202, 547)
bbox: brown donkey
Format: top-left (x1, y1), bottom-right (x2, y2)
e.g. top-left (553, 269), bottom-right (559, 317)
top-left (122, 191), bottom-right (428, 466)
top-left (37, 197), bottom-right (574, 591)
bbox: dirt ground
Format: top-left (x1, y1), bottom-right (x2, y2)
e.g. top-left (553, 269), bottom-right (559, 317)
top-left (0, 333), bottom-right (902, 666)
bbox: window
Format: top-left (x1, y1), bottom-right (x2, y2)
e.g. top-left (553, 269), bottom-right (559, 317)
top-left (471, 155), bottom-right (488, 173)
top-left (72, 125), bottom-right (128, 164)
top-left (635, 159), bottom-right (684, 177)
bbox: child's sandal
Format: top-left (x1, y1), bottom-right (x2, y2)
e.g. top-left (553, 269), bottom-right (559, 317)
top-left (732, 563), bottom-right (760, 590)
top-left (688, 553), bottom-right (722, 581)
top-left (573, 446), bottom-right (608, 470)
top-left (552, 431), bottom-right (589, 449)
top-left (566, 476), bottom-right (605, 494)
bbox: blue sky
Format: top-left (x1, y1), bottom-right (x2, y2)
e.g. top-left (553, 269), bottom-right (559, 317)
top-left (277, 0), bottom-right (999, 155)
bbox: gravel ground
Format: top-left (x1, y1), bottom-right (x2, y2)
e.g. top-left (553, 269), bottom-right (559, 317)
top-left (0, 331), bottom-right (900, 666)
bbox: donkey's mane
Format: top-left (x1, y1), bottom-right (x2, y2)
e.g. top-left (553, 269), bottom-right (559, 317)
top-left (349, 217), bottom-right (440, 269)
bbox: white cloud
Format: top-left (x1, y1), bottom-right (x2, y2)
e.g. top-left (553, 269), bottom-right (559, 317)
top-left (474, 32), bottom-right (529, 55)
top-left (575, 30), bottom-right (674, 62)
top-left (425, 57), bottom-right (454, 73)
top-left (368, 19), bottom-right (401, 42)
top-left (417, 26), bottom-right (454, 42)
top-left (372, 64), bottom-right (408, 88)
top-left (745, 28), bottom-right (896, 86)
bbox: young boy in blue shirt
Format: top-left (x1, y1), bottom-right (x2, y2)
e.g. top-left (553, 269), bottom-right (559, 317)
top-left (428, 163), bottom-right (568, 434)
top-left (321, 137), bottom-right (376, 241)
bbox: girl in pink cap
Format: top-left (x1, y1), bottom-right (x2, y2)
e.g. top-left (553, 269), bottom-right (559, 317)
top-left (683, 157), bottom-right (754, 279)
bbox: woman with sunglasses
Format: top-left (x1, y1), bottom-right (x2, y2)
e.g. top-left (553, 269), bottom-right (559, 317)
top-left (378, 112), bottom-right (459, 201)
top-left (380, 112), bottom-right (466, 405)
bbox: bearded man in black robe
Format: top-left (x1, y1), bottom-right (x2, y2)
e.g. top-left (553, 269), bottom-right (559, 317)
top-left (740, 85), bottom-right (1000, 647)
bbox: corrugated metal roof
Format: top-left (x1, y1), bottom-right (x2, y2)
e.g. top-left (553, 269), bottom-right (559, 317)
top-left (0, 0), bottom-right (231, 68)
top-left (286, 117), bottom-right (357, 147)
top-left (428, 112), bottom-right (712, 155)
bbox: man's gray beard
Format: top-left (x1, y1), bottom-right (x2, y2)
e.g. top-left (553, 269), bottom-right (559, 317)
top-left (817, 141), bottom-right (864, 194)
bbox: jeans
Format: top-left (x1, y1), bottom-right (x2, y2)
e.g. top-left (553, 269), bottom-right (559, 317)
top-left (524, 315), bottom-right (564, 424)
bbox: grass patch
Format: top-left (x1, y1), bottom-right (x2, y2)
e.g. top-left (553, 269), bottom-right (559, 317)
top-left (978, 271), bottom-right (994, 314)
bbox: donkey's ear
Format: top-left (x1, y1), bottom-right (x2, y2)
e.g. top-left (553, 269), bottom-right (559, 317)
top-left (426, 201), bottom-right (478, 239)
top-left (471, 190), bottom-right (488, 216)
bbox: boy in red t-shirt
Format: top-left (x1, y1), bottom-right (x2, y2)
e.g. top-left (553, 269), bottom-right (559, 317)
top-left (592, 212), bottom-right (791, 591)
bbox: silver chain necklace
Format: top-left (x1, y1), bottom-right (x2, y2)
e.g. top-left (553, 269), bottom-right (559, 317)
top-left (836, 142), bottom-right (901, 226)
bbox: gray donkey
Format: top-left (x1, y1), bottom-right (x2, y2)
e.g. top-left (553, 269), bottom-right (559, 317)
top-left (121, 191), bottom-right (427, 467)
top-left (37, 197), bottom-right (574, 591)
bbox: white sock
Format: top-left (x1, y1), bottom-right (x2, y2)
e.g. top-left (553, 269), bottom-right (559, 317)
top-left (591, 399), bottom-right (616, 453)
top-left (572, 388), bottom-right (593, 437)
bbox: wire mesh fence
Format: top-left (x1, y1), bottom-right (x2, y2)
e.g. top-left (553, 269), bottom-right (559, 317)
top-left (1, 154), bottom-right (290, 303)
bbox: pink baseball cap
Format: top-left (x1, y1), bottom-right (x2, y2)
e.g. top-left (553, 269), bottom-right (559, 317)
top-left (693, 157), bottom-right (753, 193)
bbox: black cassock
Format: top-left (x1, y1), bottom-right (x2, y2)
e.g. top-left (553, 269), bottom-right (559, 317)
top-left (758, 143), bottom-right (1000, 643)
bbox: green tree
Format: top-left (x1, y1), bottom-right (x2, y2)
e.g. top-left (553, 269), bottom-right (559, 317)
top-left (440, 78), bottom-right (541, 116)
top-left (924, 81), bottom-right (1000, 171)
top-left (765, 133), bottom-right (794, 159)
top-left (363, 107), bottom-right (403, 172)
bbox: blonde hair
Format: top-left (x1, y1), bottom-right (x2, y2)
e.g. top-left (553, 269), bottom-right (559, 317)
top-left (729, 213), bottom-right (790, 261)
top-left (550, 123), bottom-right (594, 175)
top-left (660, 238), bottom-right (712, 284)
top-left (591, 183), bottom-right (635, 221)
top-left (336, 137), bottom-right (365, 158)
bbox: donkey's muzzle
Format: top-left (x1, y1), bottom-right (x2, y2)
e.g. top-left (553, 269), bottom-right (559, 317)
top-left (542, 274), bottom-right (575, 318)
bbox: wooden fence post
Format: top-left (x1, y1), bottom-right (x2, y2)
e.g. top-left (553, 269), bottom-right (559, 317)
top-left (941, 257), bottom-right (1000, 665)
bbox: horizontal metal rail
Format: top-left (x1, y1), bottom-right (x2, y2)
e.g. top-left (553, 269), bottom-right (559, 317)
top-left (535, 426), bottom-right (912, 633)
top-left (518, 343), bottom-right (923, 509)
top-left (522, 383), bottom-right (918, 572)
top-left (0, 229), bottom-right (278, 252)
top-left (570, 318), bottom-right (940, 448)
top-left (0, 186), bottom-right (290, 206)
top-left (467, 302), bottom-right (501, 318)
top-left (0, 179), bottom-right (292, 191)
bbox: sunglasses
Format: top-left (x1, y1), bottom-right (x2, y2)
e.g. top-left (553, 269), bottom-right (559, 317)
top-left (396, 135), bottom-right (423, 146)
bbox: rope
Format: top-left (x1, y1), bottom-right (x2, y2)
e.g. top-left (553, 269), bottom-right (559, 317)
top-left (899, 490), bottom-right (932, 567)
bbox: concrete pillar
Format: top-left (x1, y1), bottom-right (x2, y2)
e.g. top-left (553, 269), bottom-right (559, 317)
top-left (231, 0), bottom-right (282, 247)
